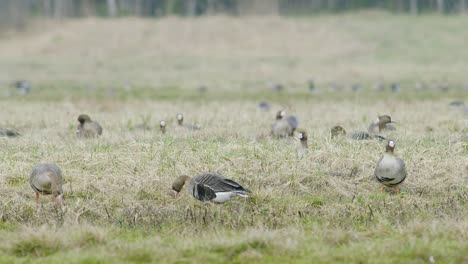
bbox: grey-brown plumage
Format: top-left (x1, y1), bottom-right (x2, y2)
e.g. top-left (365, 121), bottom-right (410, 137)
top-left (176, 113), bottom-right (201, 131)
top-left (330, 125), bottom-right (385, 140)
top-left (29, 163), bottom-right (63, 204)
top-left (76, 114), bottom-right (102, 138)
top-left (14, 80), bottom-right (31, 94)
top-left (172, 173), bottom-right (250, 203)
top-left (368, 115), bottom-right (396, 133)
top-left (0, 128), bottom-right (20, 137)
top-left (375, 140), bottom-right (407, 190)
top-left (272, 110), bottom-right (299, 138)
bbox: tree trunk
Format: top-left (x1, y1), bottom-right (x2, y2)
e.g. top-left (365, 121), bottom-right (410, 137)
top-left (437, 0), bottom-right (444, 13)
top-left (42, 0), bottom-right (52, 17)
top-left (54, 0), bottom-right (65, 19)
top-left (460, 0), bottom-right (467, 13)
top-left (107, 0), bottom-right (118, 17)
top-left (237, 0), bottom-right (279, 15)
top-left (410, 0), bottom-right (418, 15)
top-left (186, 0), bottom-right (197, 16)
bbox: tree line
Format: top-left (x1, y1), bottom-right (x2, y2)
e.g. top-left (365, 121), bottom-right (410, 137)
top-left (1, 0), bottom-right (467, 30)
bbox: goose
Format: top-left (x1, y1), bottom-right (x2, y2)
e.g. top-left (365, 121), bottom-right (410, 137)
top-left (76, 114), bottom-right (103, 138)
top-left (176, 113), bottom-right (201, 131)
top-left (257, 101), bottom-right (270, 111)
top-left (172, 173), bottom-right (250, 203)
top-left (160, 120), bottom-right (166, 134)
top-left (297, 131), bottom-right (308, 158)
top-left (390, 83), bottom-right (400, 93)
top-left (29, 163), bottom-right (63, 204)
top-left (0, 128), bottom-right (20, 137)
top-left (375, 140), bottom-right (407, 192)
top-left (330, 125), bottom-right (385, 140)
top-left (271, 110), bottom-right (299, 138)
top-left (14, 80), bottom-right (31, 94)
top-left (368, 115), bottom-right (396, 133)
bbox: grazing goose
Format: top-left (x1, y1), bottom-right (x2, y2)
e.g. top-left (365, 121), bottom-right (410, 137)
top-left (176, 113), bottom-right (201, 131)
top-left (257, 101), bottom-right (270, 111)
top-left (330, 125), bottom-right (385, 140)
top-left (160, 120), bottom-right (166, 134)
top-left (270, 83), bottom-right (284, 92)
top-left (0, 128), bottom-right (20, 137)
top-left (172, 173), bottom-right (250, 203)
top-left (14, 80), bottom-right (31, 95)
top-left (29, 163), bottom-right (63, 204)
top-left (271, 110), bottom-right (299, 138)
top-left (368, 115), bottom-right (396, 133)
top-left (449, 100), bottom-right (465, 107)
top-left (76, 114), bottom-right (103, 138)
top-left (390, 83), bottom-right (400, 93)
top-left (375, 140), bottom-right (407, 192)
top-left (308, 80), bottom-right (316, 92)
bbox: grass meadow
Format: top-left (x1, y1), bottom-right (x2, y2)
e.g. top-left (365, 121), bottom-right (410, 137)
top-left (0, 12), bottom-right (467, 263)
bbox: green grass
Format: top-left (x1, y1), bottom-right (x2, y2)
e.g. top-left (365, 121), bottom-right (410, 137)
top-left (0, 12), bottom-right (467, 263)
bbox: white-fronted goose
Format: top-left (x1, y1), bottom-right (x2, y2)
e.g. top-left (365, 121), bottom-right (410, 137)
top-left (76, 114), bottom-right (103, 138)
top-left (368, 115), bottom-right (396, 133)
top-left (297, 131), bottom-right (308, 158)
top-left (0, 128), bottom-right (20, 137)
top-left (176, 113), bottom-right (201, 131)
top-left (375, 140), bottom-right (407, 192)
top-left (271, 110), bottom-right (299, 138)
top-left (330, 125), bottom-right (385, 140)
top-left (29, 163), bottom-right (63, 204)
top-left (172, 173), bottom-right (250, 203)
top-left (14, 80), bottom-right (31, 95)
top-left (160, 120), bottom-right (166, 134)
top-left (257, 101), bottom-right (270, 111)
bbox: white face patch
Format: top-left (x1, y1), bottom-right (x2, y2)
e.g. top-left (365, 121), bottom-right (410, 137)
top-left (298, 133), bottom-right (303, 139)
top-left (375, 118), bottom-right (380, 123)
top-left (388, 141), bottom-right (395, 148)
top-left (281, 111), bottom-right (286, 117)
top-left (177, 114), bottom-right (183, 120)
top-left (160, 121), bottom-right (166, 126)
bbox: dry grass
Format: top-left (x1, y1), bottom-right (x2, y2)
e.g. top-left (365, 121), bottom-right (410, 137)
top-left (0, 12), bottom-right (467, 263)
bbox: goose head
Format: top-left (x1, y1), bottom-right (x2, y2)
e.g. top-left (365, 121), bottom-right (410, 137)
top-left (386, 140), bottom-right (396, 154)
top-left (378, 115), bottom-right (395, 128)
top-left (276, 110), bottom-right (286, 120)
top-left (171, 175), bottom-right (191, 197)
top-left (77, 114), bottom-right (92, 125)
top-left (160, 120), bottom-right (166, 134)
top-left (330, 125), bottom-right (346, 138)
top-left (176, 113), bottom-right (184, 125)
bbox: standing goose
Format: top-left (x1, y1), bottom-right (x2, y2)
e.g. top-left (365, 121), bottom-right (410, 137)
top-left (160, 120), bottom-right (167, 134)
top-left (368, 115), bottom-right (396, 133)
top-left (176, 113), bottom-right (201, 131)
top-left (0, 128), bottom-right (20, 137)
top-left (172, 173), bottom-right (250, 203)
top-left (271, 110), bottom-right (299, 138)
top-left (330, 125), bottom-right (385, 140)
top-left (76, 114), bottom-right (103, 138)
top-left (297, 131), bottom-right (308, 158)
top-left (29, 163), bottom-right (63, 204)
top-left (375, 140), bottom-right (407, 192)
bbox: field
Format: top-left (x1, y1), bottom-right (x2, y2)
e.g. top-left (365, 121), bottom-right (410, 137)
top-left (0, 12), bottom-right (467, 263)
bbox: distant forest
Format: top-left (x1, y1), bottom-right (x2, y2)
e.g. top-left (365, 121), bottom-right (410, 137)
top-left (1, 0), bottom-right (467, 30)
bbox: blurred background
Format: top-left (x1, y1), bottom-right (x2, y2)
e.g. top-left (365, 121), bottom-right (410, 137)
top-left (2, 0), bottom-right (468, 27)
top-left (0, 0), bottom-right (467, 100)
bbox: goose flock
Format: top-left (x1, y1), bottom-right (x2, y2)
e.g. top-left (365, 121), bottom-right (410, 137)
top-left (0, 106), bottom-right (417, 205)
